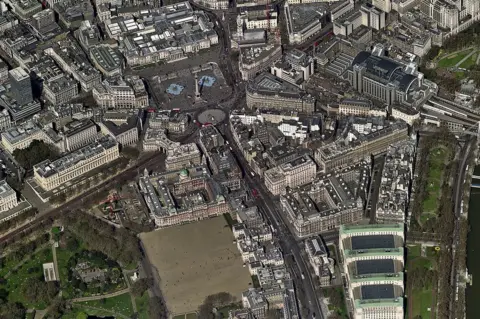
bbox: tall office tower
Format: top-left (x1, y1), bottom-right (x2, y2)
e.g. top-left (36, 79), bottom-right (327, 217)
top-left (9, 67), bottom-right (33, 106)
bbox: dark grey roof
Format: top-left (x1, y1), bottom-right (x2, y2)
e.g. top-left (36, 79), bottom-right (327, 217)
top-left (361, 284), bottom-right (395, 300)
top-left (351, 235), bottom-right (395, 250)
top-left (352, 51), bottom-right (417, 92)
top-left (356, 259), bottom-right (395, 275)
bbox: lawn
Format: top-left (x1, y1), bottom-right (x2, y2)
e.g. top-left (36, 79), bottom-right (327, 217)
top-left (75, 292), bottom-right (134, 317)
top-left (437, 50), bottom-right (472, 68)
top-left (135, 292), bottom-right (149, 319)
top-left (459, 51), bottom-right (478, 69)
top-left (407, 245), bottom-right (421, 259)
top-left (0, 247), bottom-right (53, 309)
top-left (407, 254), bottom-right (437, 319)
top-left (422, 147), bottom-right (448, 216)
top-left (411, 288), bottom-right (434, 319)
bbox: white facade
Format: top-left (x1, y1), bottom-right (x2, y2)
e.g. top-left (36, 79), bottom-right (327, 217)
top-left (33, 137), bottom-right (119, 191)
top-left (0, 180), bottom-right (17, 213)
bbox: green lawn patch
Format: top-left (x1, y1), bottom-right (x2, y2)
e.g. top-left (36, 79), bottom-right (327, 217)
top-left (186, 312), bottom-right (198, 319)
top-left (460, 52), bottom-right (478, 69)
top-left (218, 304), bottom-right (240, 318)
top-left (0, 247), bottom-right (53, 309)
top-left (173, 315), bottom-right (186, 319)
top-left (411, 288), bottom-right (434, 319)
top-left (407, 245), bottom-right (421, 259)
top-left (75, 293), bottom-right (134, 318)
top-left (421, 147), bottom-right (449, 217)
top-left (438, 50), bottom-right (472, 68)
top-left (135, 292), bottom-right (149, 319)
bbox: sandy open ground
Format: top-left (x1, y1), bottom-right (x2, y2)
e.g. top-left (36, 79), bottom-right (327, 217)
top-left (140, 217), bottom-right (252, 314)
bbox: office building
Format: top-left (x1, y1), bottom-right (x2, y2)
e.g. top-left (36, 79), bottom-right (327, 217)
top-left (4, 0), bottom-right (42, 19)
top-left (271, 49), bottom-right (315, 89)
top-left (1, 123), bottom-right (52, 153)
top-left (315, 119), bottom-right (408, 173)
top-left (138, 167), bottom-right (230, 227)
top-left (347, 51), bottom-right (427, 106)
top-left (33, 136), bottom-right (119, 191)
top-left (246, 72), bottom-right (315, 114)
top-left (165, 143), bottom-right (202, 171)
top-left (89, 46), bottom-right (123, 78)
top-left (240, 45), bottom-right (282, 81)
top-left (305, 236), bottom-right (334, 285)
top-left (264, 155), bottom-right (316, 195)
top-left (92, 76), bottom-right (148, 109)
top-left (44, 40), bottom-right (102, 91)
top-left (61, 119), bottom-right (97, 152)
top-left (9, 67), bottom-right (33, 106)
top-left (280, 163), bottom-right (368, 237)
top-left (338, 99), bottom-right (387, 118)
top-left (99, 113), bottom-right (140, 147)
top-left (339, 224), bottom-right (405, 319)
top-left (43, 75), bottom-right (79, 105)
top-left (284, 2), bottom-right (327, 44)
top-left (74, 20), bottom-right (101, 51)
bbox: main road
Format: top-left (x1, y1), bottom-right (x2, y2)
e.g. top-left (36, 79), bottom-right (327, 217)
top-left (450, 137), bottom-right (474, 318)
top-left (223, 123), bottom-right (325, 319)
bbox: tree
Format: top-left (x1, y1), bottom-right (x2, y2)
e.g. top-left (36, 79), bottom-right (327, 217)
top-left (0, 302), bottom-right (26, 319)
top-left (121, 147), bottom-right (140, 160)
top-left (148, 296), bottom-right (168, 319)
top-left (13, 140), bottom-right (59, 170)
top-left (46, 298), bottom-right (66, 319)
top-left (131, 278), bottom-right (154, 297)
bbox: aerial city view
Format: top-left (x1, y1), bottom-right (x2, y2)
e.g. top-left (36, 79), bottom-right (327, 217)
top-left (0, 0), bottom-right (479, 318)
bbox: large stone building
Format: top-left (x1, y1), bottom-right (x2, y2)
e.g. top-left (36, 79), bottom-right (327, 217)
top-left (165, 143), bottom-right (202, 171)
top-left (0, 180), bottom-right (17, 213)
top-left (138, 167), bottom-right (230, 227)
top-left (339, 224), bottom-right (405, 319)
top-left (264, 155), bottom-right (316, 195)
top-left (33, 136), bottom-right (119, 191)
top-left (1, 124), bottom-right (51, 153)
top-left (315, 119), bottom-right (408, 172)
top-left (93, 76), bottom-right (148, 109)
top-left (347, 51), bottom-right (432, 107)
top-left (280, 163), bottom-right (368, 237)
top-left (61, 119), bottom-right (98, 152)
top-left (246, 72), bottom-right (315, 114)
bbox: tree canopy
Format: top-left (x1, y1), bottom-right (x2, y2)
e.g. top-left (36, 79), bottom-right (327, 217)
top-left (13, 140), bottom-right (59, 171)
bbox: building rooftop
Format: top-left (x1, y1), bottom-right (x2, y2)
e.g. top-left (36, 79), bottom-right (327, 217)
top-left (356, 259), bottom-right (395, 276)
top-left (247, 72), bottom-right (313, 101)
top-left (0, 180), bottom-right (15, 200)
top-left (90, 46), bottom-right (122, 73)
top-left (340, 223), bottom-right (404, 234)
top-left (351, 235), bottom-right (395, 250)
top-left (352, 51), bottom-right (417, 92)
top-left (354, 297), bottom-right (403, 309)
top-left (360, 284), bottom-right (395, 300)
top-left (34, 135), bottom-right (117, 178)
top-left (62, 119), bottom-right (96, 137)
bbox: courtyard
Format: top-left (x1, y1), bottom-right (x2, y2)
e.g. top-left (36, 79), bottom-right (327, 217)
top-left (139, 216), bottom-right (252, 314)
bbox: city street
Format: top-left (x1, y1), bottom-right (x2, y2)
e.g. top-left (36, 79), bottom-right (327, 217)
top-left (223, 123), bottom-right (327, 319)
